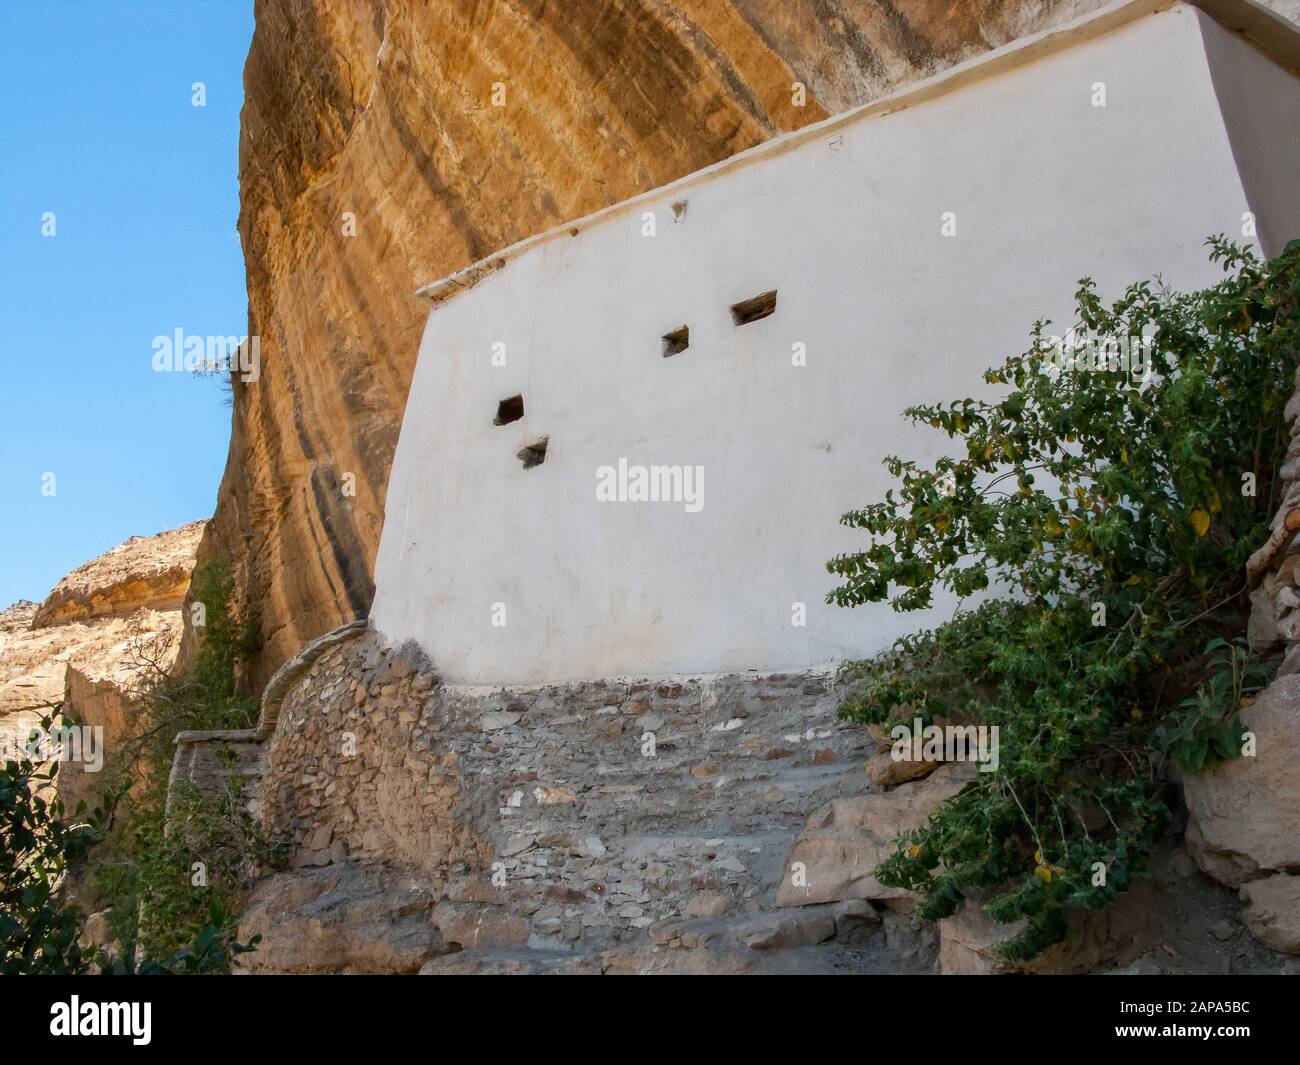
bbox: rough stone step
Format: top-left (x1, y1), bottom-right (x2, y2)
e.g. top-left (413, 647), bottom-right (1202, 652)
top-left (418, 901), bottom-right (906, 974)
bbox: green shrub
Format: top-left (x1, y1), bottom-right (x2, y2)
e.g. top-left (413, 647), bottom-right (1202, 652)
top-left (82, 558), bottom-right (271, 970)
top-left (2, 560), bottom-right (272, 973)
top-left (0, 714), bottom-right (257, 973)
top-left (94, 775), bottom-right (274, 965)
top-left (828, 237), bottom-right (1300, 958)
top-left (0, 716), bottom-right (114, 974)
top-left (188, 560), bottom-right (260, 704)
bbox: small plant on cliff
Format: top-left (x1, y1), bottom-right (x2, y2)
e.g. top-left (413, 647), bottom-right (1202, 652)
top-left (101, 561), bottom-right (258, 788)
top-left (828, 237), bottom-right (1300, 959)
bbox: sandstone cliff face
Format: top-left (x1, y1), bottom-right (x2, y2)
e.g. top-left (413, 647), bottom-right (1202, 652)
top-left (206, 0), bottom-right (1139, 690)
top-left (1, 522), bottom-right (203, 709)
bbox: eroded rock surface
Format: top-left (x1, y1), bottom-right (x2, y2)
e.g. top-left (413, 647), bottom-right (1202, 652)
top-left (777, 762), bottom-right (975, 907)
top-left (1204, 358), bottom-right (1300, 952)
top-left (1240, 876), bottom-right (1300, 954)
top-left (32, 521), bottom-right (203, 628)
top-left (237, 863), bottom-right (442, 974)
top-left (0, 522), bottom-right (203, 804)
top-left (1182, 675), bottom-right (1300, 889)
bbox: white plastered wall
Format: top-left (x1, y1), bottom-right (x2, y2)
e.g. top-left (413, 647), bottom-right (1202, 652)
top-left (1196, 8), bottom-right (1300, 256)
top-left (371, 3), bottom-right (1297, 684)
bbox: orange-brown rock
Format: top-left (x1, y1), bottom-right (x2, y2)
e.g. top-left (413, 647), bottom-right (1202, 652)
top-left (32, 520), bottom-right (205, 628)
top-left (199, 0), bottom-right (1134, 691)
top-left (2, 523), bottom-right (204, 713)
top-left (0, 522), bottom-right (204, 801)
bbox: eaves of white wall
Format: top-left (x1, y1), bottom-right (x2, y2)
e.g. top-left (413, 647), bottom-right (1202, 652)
top-left (1194, 5), bottom-right (1300, 256)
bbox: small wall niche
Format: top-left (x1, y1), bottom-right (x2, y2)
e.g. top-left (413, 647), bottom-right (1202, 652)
top-left (730, 290), bottom-right (777, 326)
top-left (662, 325), bottom-right (690, 357)
top-left (517, 437), bottom-right (548, 469)
top-left (494, 394), bottom-right (524, 425)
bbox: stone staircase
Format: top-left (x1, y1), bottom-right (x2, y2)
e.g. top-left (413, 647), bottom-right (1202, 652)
top-left (423, 669), bottom-right (950, 972)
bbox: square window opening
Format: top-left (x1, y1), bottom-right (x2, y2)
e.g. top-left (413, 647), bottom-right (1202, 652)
top-left (494, 394), bottom-right (524, 425)
top-left (662, 325), bottom-right (689, 357)
top-left (730, 290), bottom-right (777, 326)
top-left (518, 436), bottom-right (549, 469)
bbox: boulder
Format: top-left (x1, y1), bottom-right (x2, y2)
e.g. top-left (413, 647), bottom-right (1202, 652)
top-left (777, 762), bottom-right (975, 907)
top-left (236, 863), bottom-right (443, 974)
top-left (1182, 674), bottom-right (1300, 887)
top-left (938, 880), bottom-right (1157, 975)
top-left (736, 909), bottom-right (837, 951)
top-left (432, 901), bottom-right (529, 950)
top-left (1240, 875), bottom-right (1300, 955)
top-left (866, 749), bottom-right (942, 787)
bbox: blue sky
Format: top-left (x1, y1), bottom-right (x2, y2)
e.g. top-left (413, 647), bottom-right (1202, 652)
top-left (0, 1), bottom-right (253, 607)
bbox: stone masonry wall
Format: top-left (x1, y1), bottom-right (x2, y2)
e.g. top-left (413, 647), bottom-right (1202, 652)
top-left (261, 633), bottom-right (490, 877)
top-left (1247, 365), bottom-right (1300, 658)
top-left (168, 728), bottom-right (263, 817)
top-left (245, 627), bottom-right (884, 967)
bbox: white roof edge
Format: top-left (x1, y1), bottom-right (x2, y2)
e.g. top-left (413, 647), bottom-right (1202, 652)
top-left (414, 0), bottom-right (1297, 306)
top-left (1195, 0), bottom-right (1300, 71)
